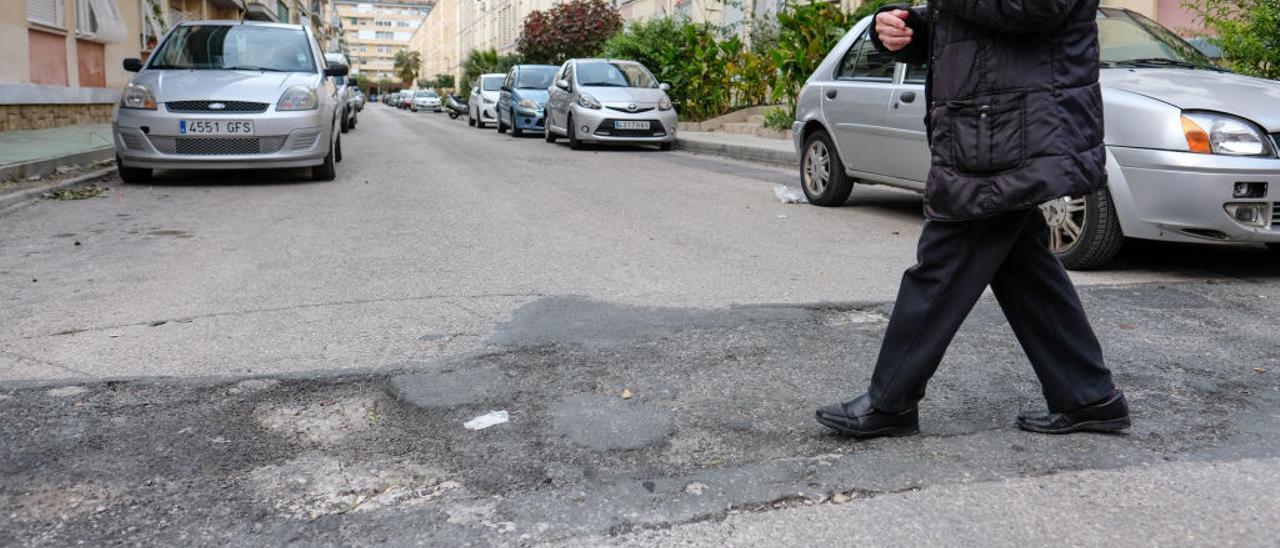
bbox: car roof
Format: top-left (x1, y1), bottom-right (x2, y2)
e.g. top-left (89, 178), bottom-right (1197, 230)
top-left (176, 20), bottom-right (307, 31)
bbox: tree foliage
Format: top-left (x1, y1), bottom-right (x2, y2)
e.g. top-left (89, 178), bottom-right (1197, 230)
top-left (463, 49), bottom-right (523, 87)
top-left (434, 73), bottom-right (456, 90)
top-left (517, 0), bottom-right (623, 64)
top-left (770, 2), bottom-right (852, 109)
top-left (1186, 0), bottom-right (1280, 79)
top-left (393, 49), bottom-right (422, 87)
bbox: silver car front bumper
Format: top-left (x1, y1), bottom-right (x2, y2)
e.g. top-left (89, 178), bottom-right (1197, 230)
top-left (1111, 146), bottom-right (1280, 244)
top-left (570, 104), bottom-right (677, 144)
top-left (114, 107), bottom-right (330, 170)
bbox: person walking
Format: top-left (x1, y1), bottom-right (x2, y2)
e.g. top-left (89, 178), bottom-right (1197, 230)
top-left (816, 0), bottom-right (1130, 438)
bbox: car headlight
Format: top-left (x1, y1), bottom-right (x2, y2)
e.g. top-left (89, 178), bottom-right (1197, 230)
top-left (120, 82), bottom-right (156, 110)
top-left (277, 86), bottom-right (319, 111)
top-left (659, 95), bottom-right (672, 111)
top-left (1181, 111), bottom-right (1272, 156)
top-left (518, 98), bottom-right (540, 110)
top-left (577, 93), bottom-right (601, 110)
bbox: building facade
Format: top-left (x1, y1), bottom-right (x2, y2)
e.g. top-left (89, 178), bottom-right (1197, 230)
top-left (335, 0), bottom-right (429, 85)
top-left (408, 0), bottom-right (458, 89)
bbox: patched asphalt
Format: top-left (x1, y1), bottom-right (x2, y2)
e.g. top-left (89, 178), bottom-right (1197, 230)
top-left (3, 281), bottom-right (1279, 546)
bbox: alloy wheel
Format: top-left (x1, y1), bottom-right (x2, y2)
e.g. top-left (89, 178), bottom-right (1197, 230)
top-left (803, 140), bottom-right (831, 196)
top-left (1040, 196), bottom-right (1088, 254)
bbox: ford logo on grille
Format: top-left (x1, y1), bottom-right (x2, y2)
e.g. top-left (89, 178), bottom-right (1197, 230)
top-left (627, 103), bottom-right (637, 112)
top-left (208, 102), bottom-right (226, 110)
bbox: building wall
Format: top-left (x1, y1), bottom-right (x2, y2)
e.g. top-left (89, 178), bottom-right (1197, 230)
top-left (409, 0), bottom-right (460, 90)
top-left (336, 0), bottom-right (429, 84)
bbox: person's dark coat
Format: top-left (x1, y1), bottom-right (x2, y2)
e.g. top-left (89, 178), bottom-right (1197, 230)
top-left (870, 0), bottom-right (1106, 221)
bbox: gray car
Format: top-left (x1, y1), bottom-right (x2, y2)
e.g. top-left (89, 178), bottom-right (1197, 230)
top-left (114, 21), bottom-right (348, 182)
top-left (793, 8), bottom-right (1280, 269)
top-left (544, 59), bottom-right (677, 150)
top-left (325, 52), bottom-right (358, 133)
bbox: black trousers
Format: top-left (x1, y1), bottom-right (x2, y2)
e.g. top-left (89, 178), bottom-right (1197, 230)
top-left (867, 209), bottom-right (1115, 414)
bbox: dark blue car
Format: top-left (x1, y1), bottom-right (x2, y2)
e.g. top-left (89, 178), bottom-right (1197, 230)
top-left (496, 64), bottom-right (559, 136)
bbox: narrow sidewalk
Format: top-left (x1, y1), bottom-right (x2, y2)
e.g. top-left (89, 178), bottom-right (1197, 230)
top-left (675, 131), bottom-right (797, 167)
top-left (0, 123), bottom-right (114, 181)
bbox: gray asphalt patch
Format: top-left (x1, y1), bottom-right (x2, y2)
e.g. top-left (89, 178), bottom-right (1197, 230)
top-left (550, 394), bottom-right (675, 450)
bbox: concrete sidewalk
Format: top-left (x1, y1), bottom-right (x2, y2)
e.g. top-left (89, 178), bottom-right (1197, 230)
top-left (675, 131), bottom-right (797, 167)
top-left (0, 123), bottom-right (114, 181)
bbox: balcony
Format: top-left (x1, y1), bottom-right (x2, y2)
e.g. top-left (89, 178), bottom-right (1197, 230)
top-left (244, 0), bottom-right (279, 21)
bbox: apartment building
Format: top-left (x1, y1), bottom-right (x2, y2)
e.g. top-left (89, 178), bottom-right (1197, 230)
top-left (408, 0), bottom-right (458, 87)
top-left (335, 0), bottom-right (430, 84)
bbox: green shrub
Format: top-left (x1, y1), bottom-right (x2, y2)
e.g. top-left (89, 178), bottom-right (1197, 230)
top-left (1186, 0), bottom-right (1280, 79)
top-left (771, 2), bottom-right (852, 110)
top-left (763, 106), bottom-right (793, 131)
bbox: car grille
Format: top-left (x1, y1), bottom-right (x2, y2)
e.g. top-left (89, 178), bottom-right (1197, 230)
top-left (165, 101), bottom-right (269, 113)
top-left (605, 105), bottom-right (656, 114)
top-left (119, 130), bottom-right (146, 150)
top-left (148, 136), bottom-right (287, 155)
top-left (290, 130), bottom-right (321, 151)
top-left (593, 119), bottom-right (667, 138)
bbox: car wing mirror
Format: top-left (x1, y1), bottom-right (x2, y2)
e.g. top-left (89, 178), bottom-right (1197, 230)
top-left (659, 82), bottom-right (671, 91)
top-left (556, 79), bottom-right (570, 90)
top-left (324, 63), bottom-right (349, 77)
top-left (123, 58), bottom-right (143, 72)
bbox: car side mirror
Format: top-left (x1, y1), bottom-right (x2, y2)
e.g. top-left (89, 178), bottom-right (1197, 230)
top-left (501, 85), bottom-right (512, 92)
top-left (556, 79), bottom-right (570, 90)
top-left (659, 82), bottom-right (671, 91)
top-left (324, 63), bottom-right (349, 77)
top-left (123, 58), bottom-right (143, 72)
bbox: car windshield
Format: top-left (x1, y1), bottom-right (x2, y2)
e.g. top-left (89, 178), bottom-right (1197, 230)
top-left (1097, 9), bottom-right (1222, 70)
top-left (416, 90), bottom-right (437, 97)
top-left (481, 76), bottom-right (503, 91)
top-left (575, 62), bottom-right (658, 88)
top-left (149, 25), bottom-right (315, 72)
top-left (516, 67), bottom-right (557, 89)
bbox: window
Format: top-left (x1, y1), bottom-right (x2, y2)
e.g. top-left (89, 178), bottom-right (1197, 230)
top-left (148, 25), bottom-right (316, 73)
top-left (905, 64), bottom-right (927, 84)
top-left (837, 35), bottom-right (895, 81)
top-left (28, 0), bottom-right (64, 27)
top-left (276, 1), bottom-right (288, 23)
top-left (375, 19), bottom-right (391, 27)
top-left (375, 31), bottom-right (393, 40)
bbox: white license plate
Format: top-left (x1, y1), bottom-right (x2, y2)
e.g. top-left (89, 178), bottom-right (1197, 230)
top-left (179, 120), bottom-right (254, 136)
top-left (614, 120), bottom-right (650, 130)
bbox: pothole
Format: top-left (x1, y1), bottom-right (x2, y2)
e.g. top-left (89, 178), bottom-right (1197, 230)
top-left (254, 395), bottom-right (384, 444)
top-left (247, 452), bottom-right (459, 519)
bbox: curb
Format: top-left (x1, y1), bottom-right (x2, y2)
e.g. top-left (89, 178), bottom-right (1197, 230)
top-left (0, 146), bottom-right (114, 183)
top-left (675, 137), bottom-right (797, 168)
top-left (0, 166), bottom-right (115, 215)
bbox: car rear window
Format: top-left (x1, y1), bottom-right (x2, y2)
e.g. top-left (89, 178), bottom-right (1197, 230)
top-left (149, 25), bottom-right (316, 73)
top-left (482, 76), bottom-right (503, 91)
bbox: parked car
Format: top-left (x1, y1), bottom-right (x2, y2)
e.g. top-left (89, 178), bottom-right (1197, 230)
top-left (325, 53), bottom-right (357, 133)
top-left (113, 21), bottom-right (348, 183)
top-left (793, 8), bottom-right (1280, 269)
top-left (468, 73), bottom-right (504, 128)
top-left (544, 58), bottom-right (676, 150)
top-left (413, 89), bottom-right (442, 112)
top-left (497, 64), bottom-right (558, 136)
top-left (353, 89), bottom-right (365, 111)
top-left (445, 93), bottom-right (468, 119)
top-left (398, 90), bottom-right (415, 109)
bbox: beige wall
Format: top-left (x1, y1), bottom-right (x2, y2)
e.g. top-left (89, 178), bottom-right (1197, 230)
top-left (410, 0), bottom-right (460, 89)
top-left (0, 0), bottom-right (144, 90)
top-left (1101, 0), bottom-right (1202, 33)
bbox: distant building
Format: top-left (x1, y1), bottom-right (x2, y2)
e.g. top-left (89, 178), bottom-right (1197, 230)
top-left (409, 0), bottom-right (459, 90)
top-left (335, 0), bottom-right (430, 85)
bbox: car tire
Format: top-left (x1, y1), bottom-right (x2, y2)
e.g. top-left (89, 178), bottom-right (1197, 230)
top-left (334, 134), bottom-right (343, 163)
top-left (545, 125), bottom-right (557, 142)
top-left (800, 130), bottom-right (854, 206)
top-left (497, 113), bottom-right (508, 133)
top-left (567, 114), bottom-right (582, 150)
top-left (313, 136), bottom-right (337, 181)
top-left (1267, 243), bottom-right (1280, 255)
top-left (1044, 188), bottom-right (1124, 271)
top-left (349, 113), bottom-right (357, 130)
top-left (340, 110), bottom-right (349, 134)
top-left (511, 110), bottom-right (523, 137)
top-left (468, 112), bottom-right (476, 127)
top-left (116, 156), bottom-right (152, 184)
top-left (659, 141), bottom-right (673, 151)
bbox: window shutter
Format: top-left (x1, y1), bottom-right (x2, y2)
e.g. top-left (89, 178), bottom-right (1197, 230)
top-left (28, 0), bottom-right (64, 28)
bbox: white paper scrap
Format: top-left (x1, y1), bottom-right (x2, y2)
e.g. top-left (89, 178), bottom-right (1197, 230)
top-left (464, 410), bottom-right (510, 431)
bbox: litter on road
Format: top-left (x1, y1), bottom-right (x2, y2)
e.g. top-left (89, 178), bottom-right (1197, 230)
top-left (464, 410), bottom-right (509, 431)
top-left (773, 185), bottom-right (807, 204)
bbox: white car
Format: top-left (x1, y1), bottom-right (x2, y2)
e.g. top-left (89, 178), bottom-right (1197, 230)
top-left (413, 90), bottom-right (442, 112)
top-left (113, 21), bottom-right (347, 182)
top-left (468, 73), bottom-right (504, 128)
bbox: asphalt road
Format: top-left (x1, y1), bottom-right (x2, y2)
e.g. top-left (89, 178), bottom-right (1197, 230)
top-left (2, 105), bottom-right (1279, 546)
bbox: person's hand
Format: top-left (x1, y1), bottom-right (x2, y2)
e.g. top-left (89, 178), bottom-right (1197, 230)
top-left (876, 10), bottom-right (913, 52)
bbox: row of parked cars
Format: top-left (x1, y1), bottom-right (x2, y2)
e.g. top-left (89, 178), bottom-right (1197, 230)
top-left (394, 59), bottom-right (679, 151)
top-left (112, 20), bottom-right (362, 183)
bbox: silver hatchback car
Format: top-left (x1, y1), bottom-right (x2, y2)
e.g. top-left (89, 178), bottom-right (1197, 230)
top-left (794, 8), bottom-right (1280, 269)
top-left (544, 59), bottom-right (677, 150)
top-left (115, 21), bottom-right (348, 183)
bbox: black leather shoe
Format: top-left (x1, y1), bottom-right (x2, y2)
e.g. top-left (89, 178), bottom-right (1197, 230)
top-left (816, 393), bottom-right (919, 438)
top-left (1017, 391), bottom-right (1131, 434)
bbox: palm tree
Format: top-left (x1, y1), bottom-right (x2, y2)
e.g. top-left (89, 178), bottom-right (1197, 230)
top-left (393, 49), bottom-right (422, 88)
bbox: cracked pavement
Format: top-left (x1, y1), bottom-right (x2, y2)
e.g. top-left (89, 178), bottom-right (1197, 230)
top-left (2, 107), bottom-right (1279, 546)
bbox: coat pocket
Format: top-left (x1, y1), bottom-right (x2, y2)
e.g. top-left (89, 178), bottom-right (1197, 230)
top-left (948, 92), bottom-right (1026, 174)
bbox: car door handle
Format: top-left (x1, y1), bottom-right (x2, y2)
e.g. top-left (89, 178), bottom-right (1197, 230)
top-left (825, 89), bottom-right (838, 99)
top-left (899, 91), bottom-right (916, 103)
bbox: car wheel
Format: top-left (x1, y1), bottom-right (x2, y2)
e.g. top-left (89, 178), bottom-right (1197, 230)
top-left (349, 113), bottom-right (357, 130)
top-left (1267, 243), bottom-right (1280, 255)
top-left (497, 113), bottom-right (508, 133)
top-left (1042, 188), bottom-right (1124, 270)
top-left (511, 110), bottom-right (524, 137)
top-left (468, 112), bottom-right (476, 126)
top-left (567, 114), bottom-right (582, 150)
top-left (340, 110), bottom-right (349, 134)
top-left (800, 130), bottom-right (853, 206)
top-left (312, 136), bottom-right (337, 181)
top-left (334, 134), bottom-right (342, 163)
top-left (116, 156), bottom-right (152, 184)
top-left (545, 123), bottom-right (557, 142)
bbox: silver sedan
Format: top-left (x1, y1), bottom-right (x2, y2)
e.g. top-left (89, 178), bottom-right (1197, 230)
top-left (793, 8), bottom-right (1280, 269)
top-left (544, 59), bottom-right (677, 151)
top-left (113, 21), bottom-right (347, 182)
